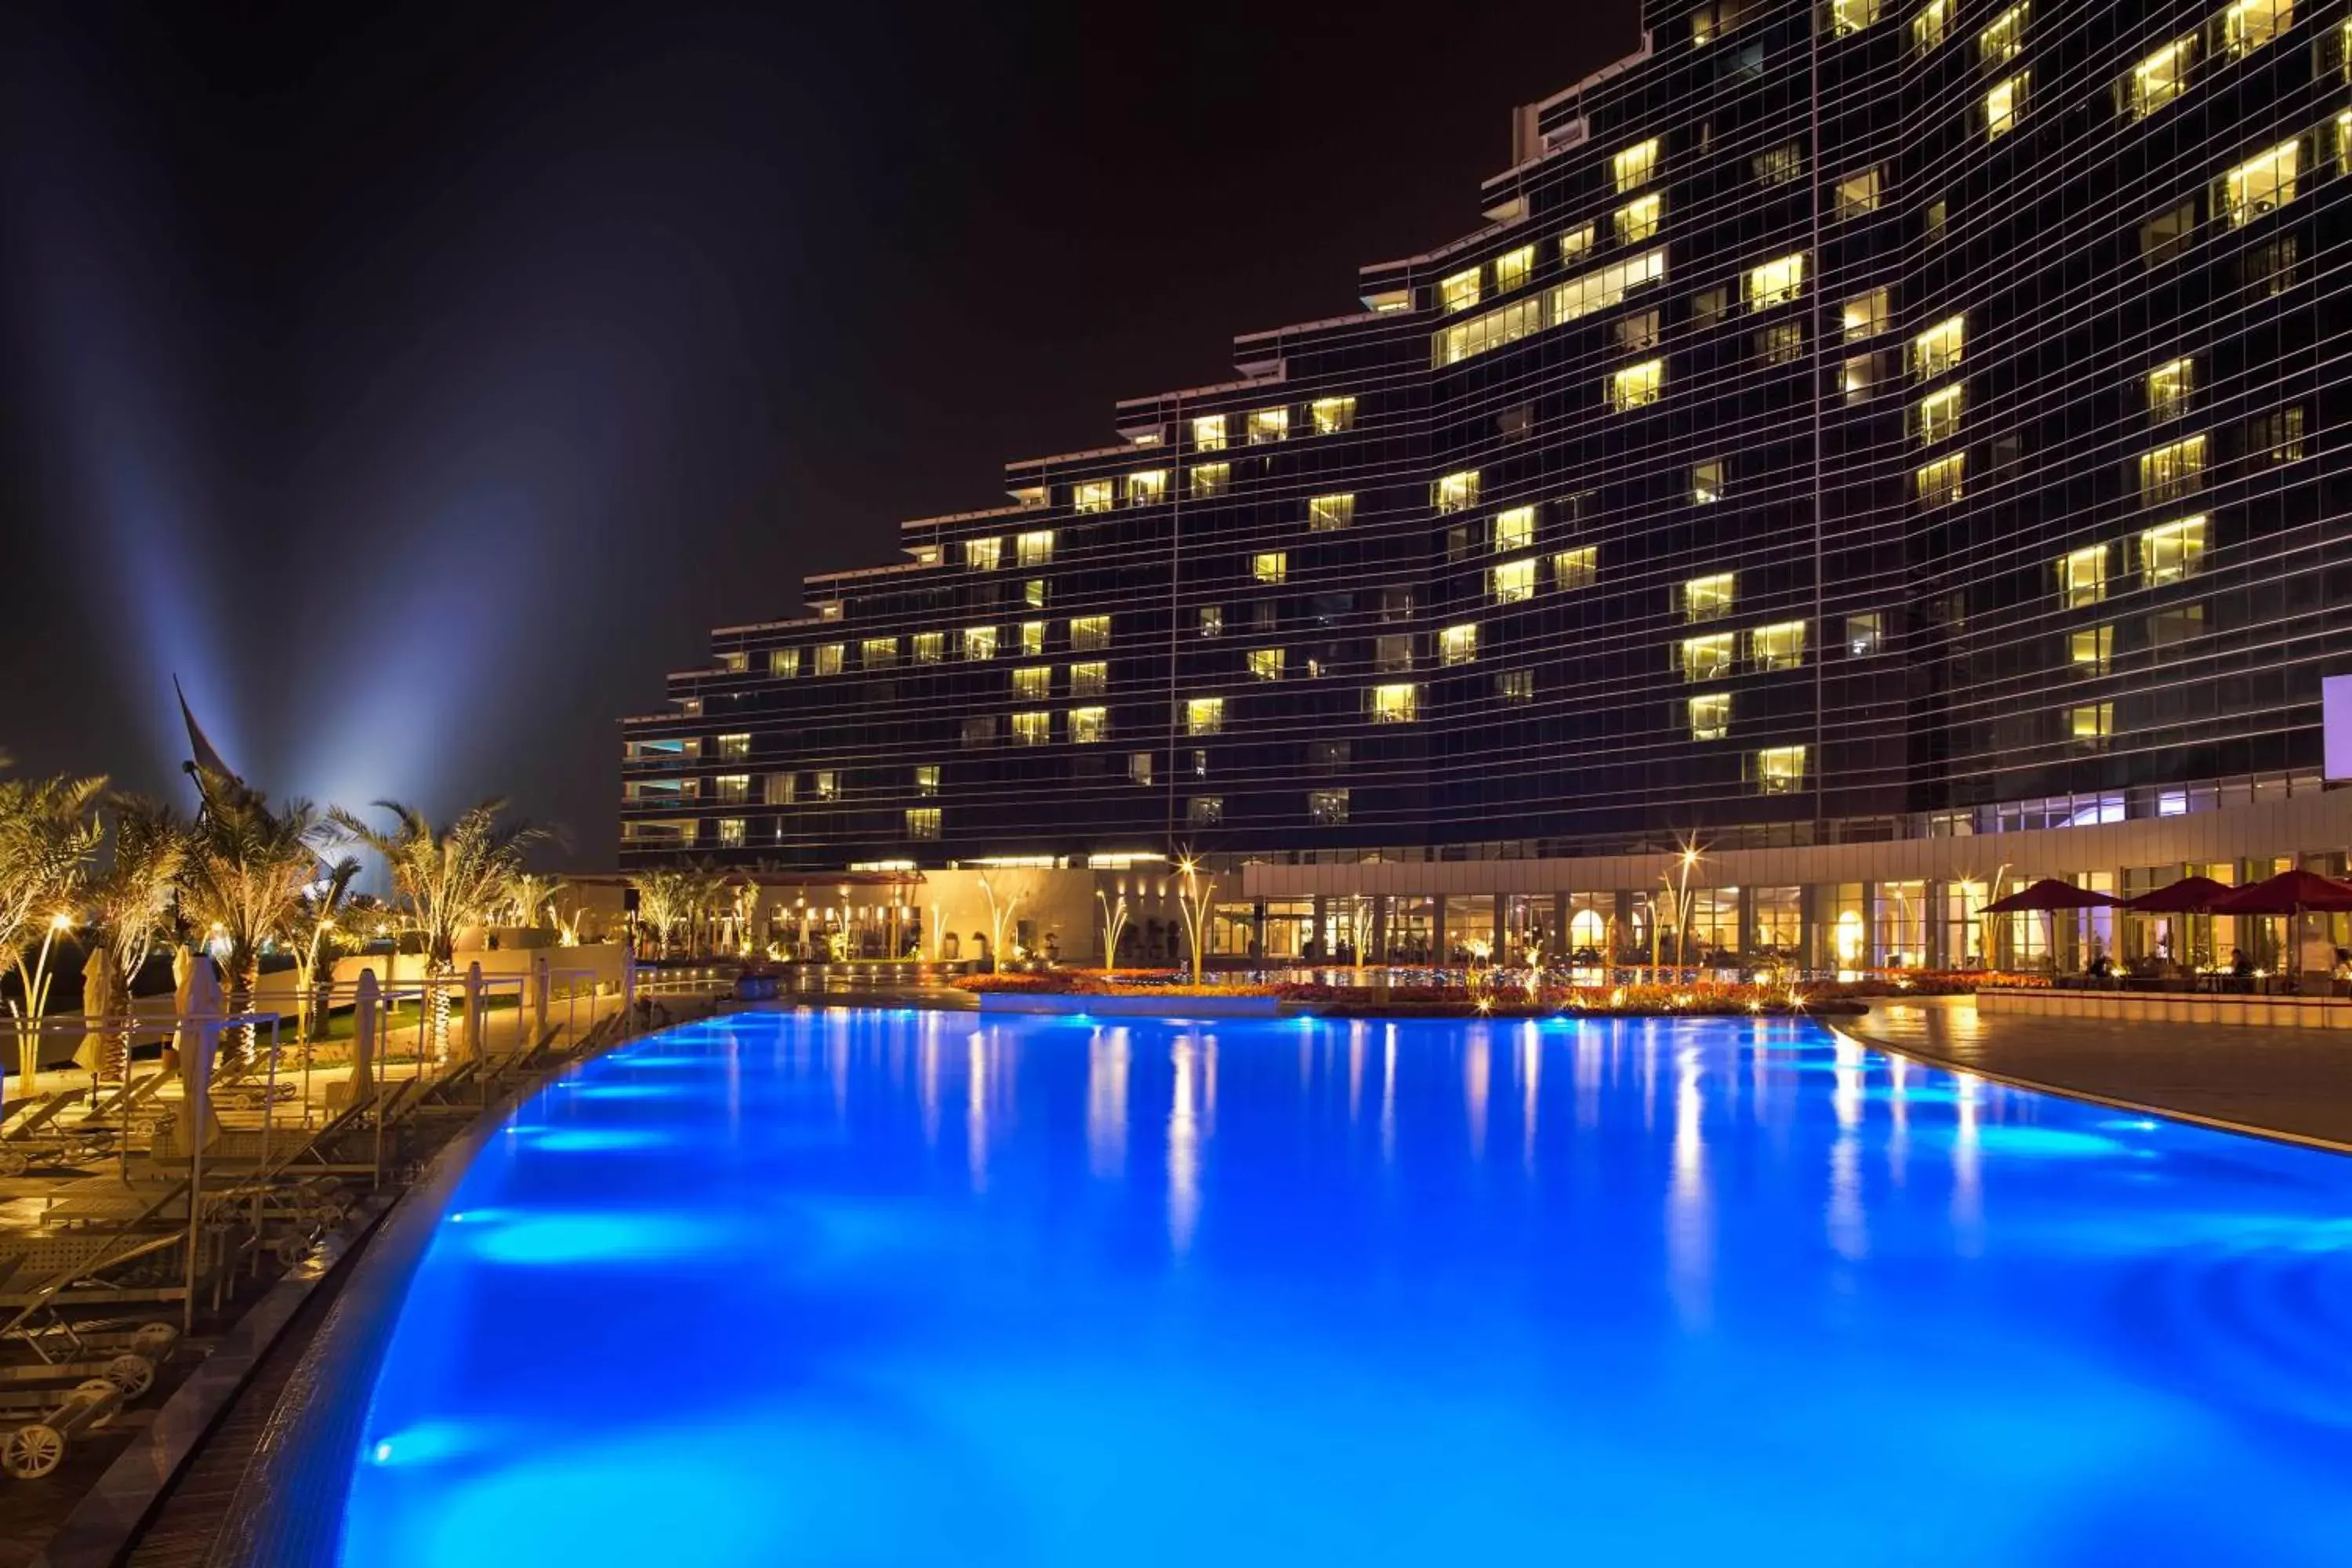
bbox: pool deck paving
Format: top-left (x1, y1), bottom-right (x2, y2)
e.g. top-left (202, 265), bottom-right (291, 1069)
top-left (1849, 994), bottom-right (2352, 1151)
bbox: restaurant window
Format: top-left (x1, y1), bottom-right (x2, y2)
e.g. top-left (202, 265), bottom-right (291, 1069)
top-left (1307, 493), bottom-right (1356, 532)
top-left (1750, 621), bottom-right (1807, 671)
top-left (2057, 543), bottom-right (2109, 608)
top-left (1690, 692), bottom-right (1732, 741)
top-left (1682, 572), bottom-right (1736, 622)
top-left (2140, 517), bottom-right (2209, 586)
top-left (1310, 396), bottom-right (1357, 434)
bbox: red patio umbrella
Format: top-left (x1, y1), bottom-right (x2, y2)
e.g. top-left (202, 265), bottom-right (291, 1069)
top-left (2208, 869), bottom-right (2352, 915)
top-left (1981, 877), bottom-right (2123, 913)
top-left (2122, 875), bottom-right (2234, 913)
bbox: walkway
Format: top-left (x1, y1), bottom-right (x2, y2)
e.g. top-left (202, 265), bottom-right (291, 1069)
top-left (1847, 995), bottom-right (2352, 1150)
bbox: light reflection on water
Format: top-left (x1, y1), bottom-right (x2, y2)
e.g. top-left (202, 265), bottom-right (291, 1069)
top-left (341, 1010), bottom-right (2352, 1567)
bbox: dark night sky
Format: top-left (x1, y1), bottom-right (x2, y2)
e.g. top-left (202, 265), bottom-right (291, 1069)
top-left (0, 2), bottom-right (1640, 866)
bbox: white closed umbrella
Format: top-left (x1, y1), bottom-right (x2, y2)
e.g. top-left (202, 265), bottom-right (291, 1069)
top-left (172, 947), bottom-right (225, 1152)
top-left (77, 948), bottom-right (119, 1075)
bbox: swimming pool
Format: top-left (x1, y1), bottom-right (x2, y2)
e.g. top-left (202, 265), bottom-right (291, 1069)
top-left (337, 1009), bottom-right (2352, 1565)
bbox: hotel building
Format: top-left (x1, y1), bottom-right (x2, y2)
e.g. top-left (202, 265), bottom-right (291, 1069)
top-left (622, 0), bottom-right (2352, 971)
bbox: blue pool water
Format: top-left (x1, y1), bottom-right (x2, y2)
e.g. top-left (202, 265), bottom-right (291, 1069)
top-left (342, 1010), bottom-right (2352, 1565)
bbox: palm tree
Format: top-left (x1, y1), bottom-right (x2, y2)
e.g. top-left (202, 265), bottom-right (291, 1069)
top-left (627, 867), bottom-right (696, 957)
top-left (176, 776), bottom-right (332, 1062)
top-left (331, 800), bottom-right (549, 1056)
top-left (83, 796), bottom-right (187, 1076)
top-left (281, 855), bottom-right (361, 1047)
top-left (0, 773), bottom-right (107, 1080)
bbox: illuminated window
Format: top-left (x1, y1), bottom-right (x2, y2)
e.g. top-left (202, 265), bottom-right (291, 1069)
top-left (908, 632), bottom-right (942, 666)
top-left (1012, 665), bottom-right (1051, 700)
top-left (1613, 194), bottom-right (1662, 244)
top-left (2147, 358), bottom-right (2193, 419)
top-left (1199, 607), bottom-right (1223, 638)
top-left (1840, 289), bottom-right (1888, 343)
top-left (1835, 168), bottom-right (1881, 216)
top-left (1191, 463), bottom-right (1230, 499)
top-left (769, 648), bottom-right (801, 678)
top-left (1980, 2), bottom-right (2026, 63)
top-left (2252, 405), bottom-right (2306, 462)
top-left (1246, 648), bottom-right (1285, 682)
top-left (1185, 697), bottom-right (1225, 736)
top-left (2067, 702), bottom-right (2114, 748)
top-left (1069, 660), bottom-right (1108, 698)
top-left (1757, 321), bottom-right (1805, 365)
top-left (1308, 788), bottom-right (1351, 825)
top-left (1693, 459), bottom-right (1726, 503)
top-left (1490, 559), bottom-right (1536, 604)
top-left (1553, 546), bottom-right (1598, 590)
top-left (1559, 223), bottom-right (1596, 262)
top-left (1751, 621), bottom-right (1808, 671)
top-left (1441, 267), bottom-right (1483, 313)
top-left (1552, 248), bottom-right (1666, 322)
top-left (814, 644), bottom-right (844, 677)
top-left (961, 717), bottom-right (996, 747)
top-left (1746, 252), bottom-right (1806, 310)
top-left (964, 537), bottom-right (1002, 571)
top-left (1915, 454), bottom-right (1966, 506)
top-left (1130, 751), bottom-right (1154, 786)
top-left (1682, 573), bottom-right (1735, 622)
top-left (1753, 746), bottom-right (1808, 793)
top-left (1912, 315), bottom-right (1965, 379)
top-left (1434, 470), bottom-right (1481, 513)
top-left (2220, 140), bottom-right (2299, 225)
top-left (962, 625), bottom-right (999, 661)
top-left (1679, 633), bottom-right (1735, 681)
top-left (1192, 414), bottom-right (1228, 451)
top-left (1016, 529), bottom-right (1055, 567)
top-left (1613, 139), bottom-right (1660, 192)
top-left (1368, 683), bottom-right (1419, 723)
top-left (2140, 517), bottom-right (2209, 586)
top-left (1846, 612), bottom-right (1886, 655)
top-left (1069, 615), bottom-right (1110, 652)
top-left (1071, 482), bottom-right (1112, 515)
top-left (1439, 624), bottom-right (1479, 666)
top-left (1011, 712), bottom-right (1051, 746)
top-left (906, 808), bottom-right (940, 840)
top-left (1488, 505), bottom-right (1534, 554)
top-left (1311, 396), bottom-right (1356, 434)
top-left (717, 651), bottom-right (747, 673)
top-left (1494, 245), bottom-right (1534, 293)
top-left (717, 817), bottom-right (746, 848)
top-left (1433, 294), bottom-right (1549, 366)
top-left (1690, 693), bottom-right (1732, 741)
top-left (1825, 0), bottom-right (1878, 37)
top-left (1842, 354), bottom-right (1882, 403)
top-left (1912, 0), bottom-right (1948, 49)
top-left (2139, 436), bottom-right (2205, 502)
top-left (1308, 493), bottom-right (1355, 532)
top-left (2070, 626), bottom-right (2113, 675)
top-left (713, 773), bottom-right (750, 804)
top-left (1247, 407), bottom-right (1289, 444)
top-left (1496, 670), bottom-right (1535, 704)
top-left (768, 771), bottom-right (796, 804)
top-left (2221, 0), bottom-right (2288, 58)
top-left (1021, 620), bottom-right (1047, 656)
top-left (914, 764), bottom-right (941, 796)
top-left (1024, 579), bottom-right (1049, 609)
top-left (862, 636), bottom-right (900, 669)
top-left (1249, 551), bottom-right (1287, 586)
top-left (1186, 795), bottom-right (1224, 826)
top-left (2125, 36), bottom-right (2195, 118)
top-left (1374, 634), bottom-right (1414, 672)
top-left (1068, 706), bottom-right (1108, 744)
top-left (1609, 359), bottom-right (1664, 412)
top-left (1127, 468), bottom-right (1168, 505)
top-left (1914, 384), bottom-right (1965, 445)
top-left (812, 770), bottom-right (838, 800)
top-left (1984, 73), bottom-right (2027, 140)
top-left (2058, 544), bottom-right (2109, 608)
